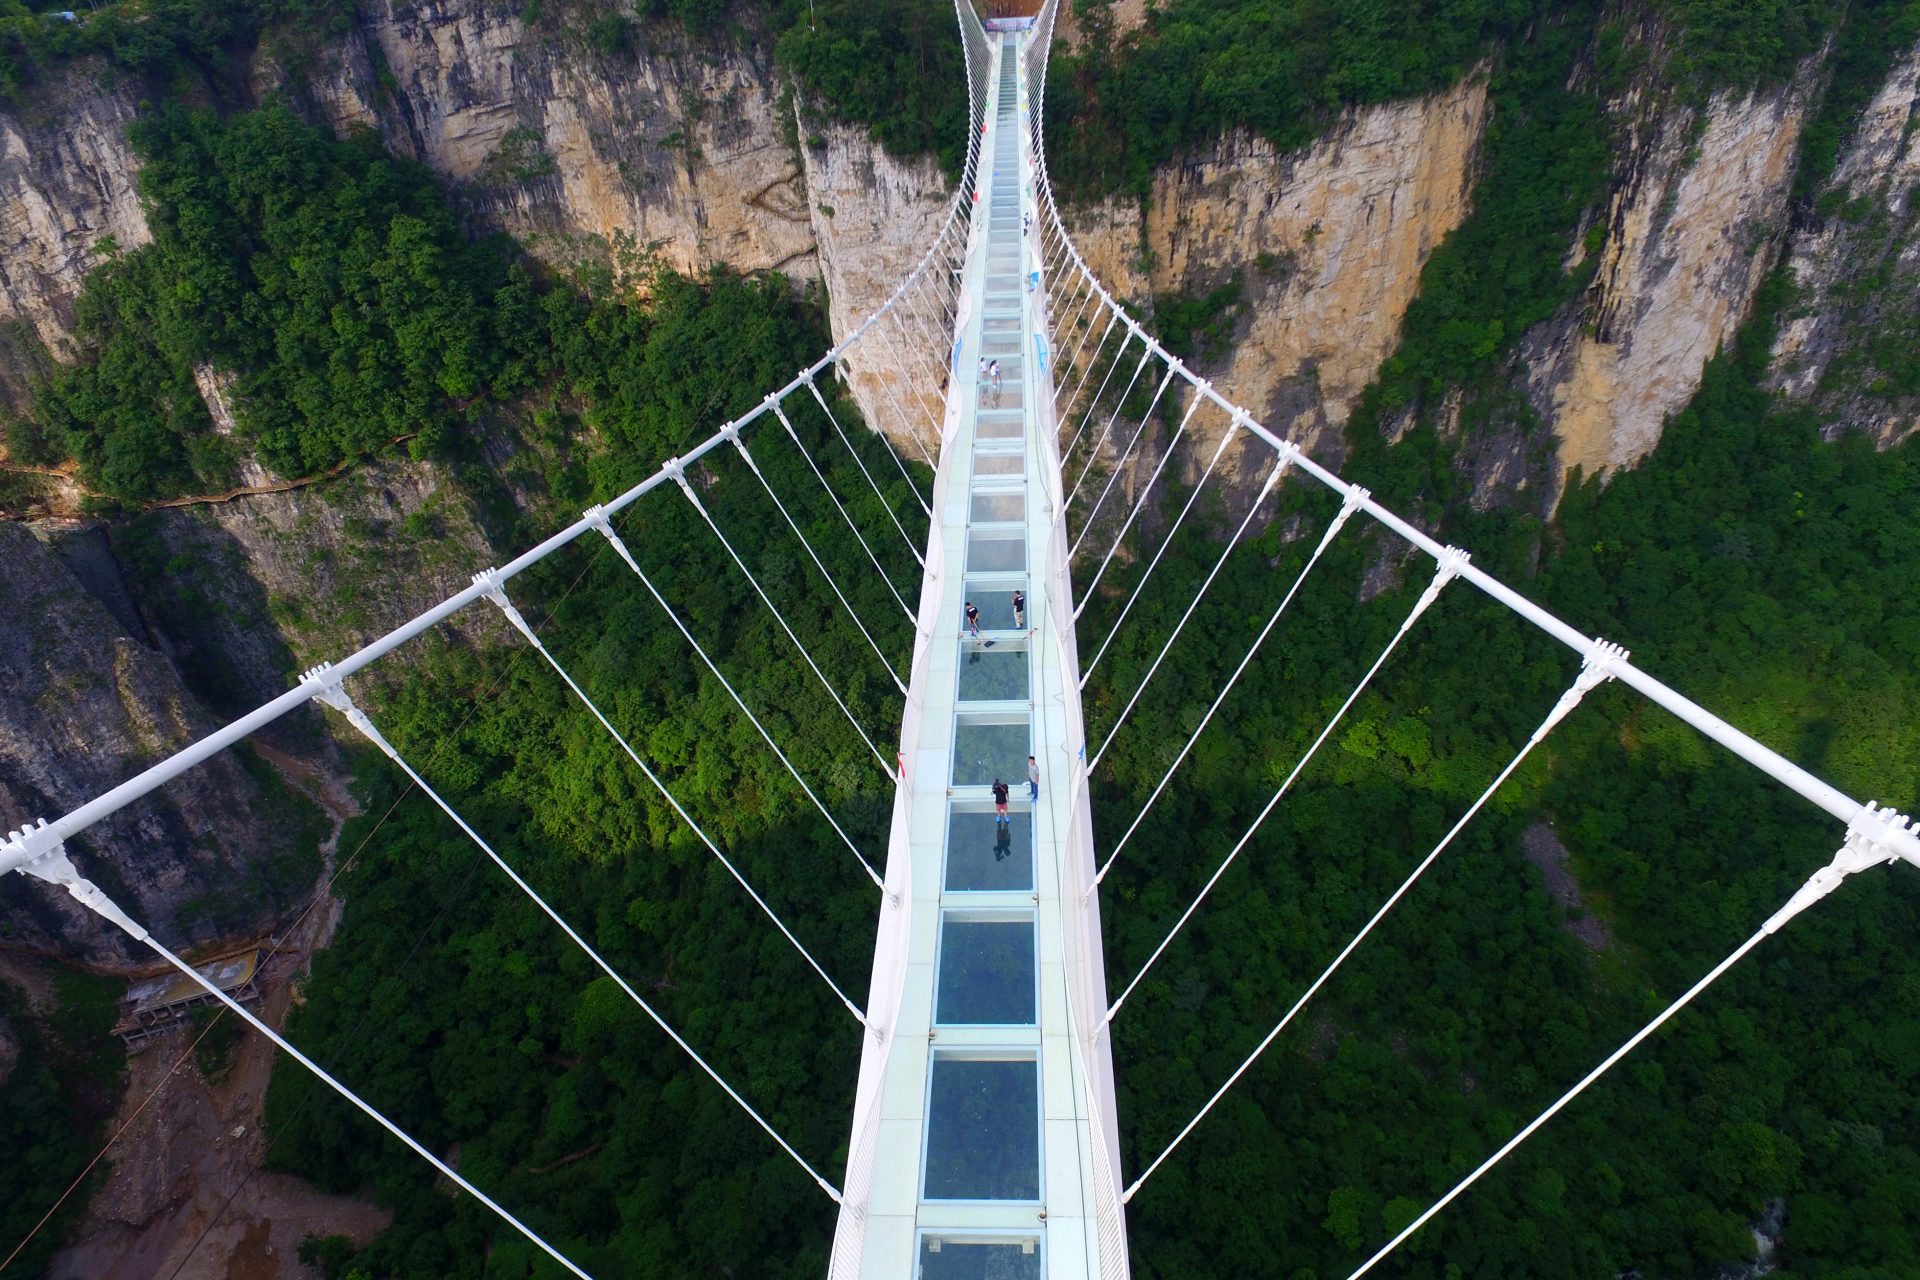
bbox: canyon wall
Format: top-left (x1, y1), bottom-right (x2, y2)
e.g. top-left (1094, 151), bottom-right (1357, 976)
top-left (1768, 39), bottom-right (1920, 446)
top-left (1063, 71), bottom-right (1491, 487)
top-left (1525, 41), bottom-right (1827, 483)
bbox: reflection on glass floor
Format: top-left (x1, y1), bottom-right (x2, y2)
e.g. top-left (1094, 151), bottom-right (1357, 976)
top-left (952, 718), bottom-right (1030, 786)
top-left (937, 919), bottom-right (1037, 1024)
top-left (959, 643), bottom-right (1030, 701)
top-left (946, 808), bottom-right (1033, 891)
top-left (923, 1055), bottom-right (1040, 1200)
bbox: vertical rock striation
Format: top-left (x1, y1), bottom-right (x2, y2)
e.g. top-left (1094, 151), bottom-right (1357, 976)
top-left (1528, 53), bottom-right (1825, 483)
top-left (1768, 39), bottom-right (1920, 446)
top-left (1061, 72), bottom-right (1492, 486)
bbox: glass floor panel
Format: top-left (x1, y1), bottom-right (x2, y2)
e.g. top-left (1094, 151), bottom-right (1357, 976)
top-left (966, 533), bottom-right (1025, 571)
top-left (938, 919), bottom-right (1037, 1024)
top-left (946, 807), bottom-right (1033, 891)
top-left (976, 416), bottom-right (1023, 440)
top-left (974, 452), bottom-right (1024, 476)
top-left (923, 1057), bottom-right (1040, 1200)
top-left (952, 718), bottom-right (1030, 786)
top-left (961, 584), bottom-right (1026, 630)
top-left (958, 642), bottom-right (1029, 700)
top-left (971, 492), bottom-right (1025, 522)
top-left (919, 1238), bottom-right (1042, 1280)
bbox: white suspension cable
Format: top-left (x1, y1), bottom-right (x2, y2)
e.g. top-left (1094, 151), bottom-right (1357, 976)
top-left (1063, 323), bottom-right (1136, 462)
top-left (858, 349), bottom-right (942, 476)
top-left (1070, 365), bottom-right (1182, 558)
top-left (773, 400), bottom-right (918, 623)
top-left (1081, 416), bottom-right (1241, 670)
top-left (585, 506), bottom-right (886, 889)
top-left (883, 301), bottom-right (951, 438)
top-left (1084, 439), bottom-right (1286, 740)
top-left (720, 423), bottom-right (907, 692)
top-left (1108, 635), bottom-right (1619, 1028)
top-left (808, 376), bottom-right (931, 552)
top-left (1077, 390), bottom-right (1212, 607)
top-left (17, 848), bottom-right (602, 1277)
top-left (473, 571), bottom-right (870, 1018)
top-left (1068, 347), bottom-right (1157, 507)
top-left (1059, 306), bottom-right (1120, 428)
top-left (297, 664), bottom-right (849, 1200)
top-left (1091, 487), bottom-right (1383, 883)
top-left (668, 462), bottom-right (894, 775)
top-left (1054, 275), bottom-right (1101, 374)
top-left (1342, 804), bottom-right (1918, 1277)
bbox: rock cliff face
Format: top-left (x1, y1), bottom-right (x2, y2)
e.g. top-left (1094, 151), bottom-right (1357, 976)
top-left (0, 522), bottom-right (321, 970)
top-left (1062, 72), bottom-right (1491, 485)
top-left (0, 72), bottom-right (149, 414)
top-left (1526, 46), bottom-right (1826, 483)
top-left (795, 105), bottom-right (955, 453)
top-left (1768, 39), bottom-right (1920, 445)
top-left (274, 0), bottom-right (820, 282)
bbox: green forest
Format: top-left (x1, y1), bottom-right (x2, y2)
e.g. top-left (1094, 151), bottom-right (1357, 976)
top-left (3, 0), bottom-right (1920, 1276)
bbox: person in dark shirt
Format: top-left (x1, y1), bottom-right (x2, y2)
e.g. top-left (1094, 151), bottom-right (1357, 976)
top-left (964, 601), bottom-right (981, 639)
top-left (1011, 590), bottom-right (1026, 630)
top-left (992, 778), bottom-right (1010, 823)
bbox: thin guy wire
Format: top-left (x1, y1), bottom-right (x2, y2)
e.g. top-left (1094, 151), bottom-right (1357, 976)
top-left (1341, 927), bottom-right (1775, 1276)
top-left (674, 471), bottom-right (894, 773)
top-left (1081, 418), bottom-right (1241, 671)
top-left (1110, 644), bottom-right (1601, 1028)
top-left (1069, 348), bottom-right (1157, 509)
top-left (1119, 563), bottom-right (1475, 1198)
top-left (1077, 389), bottom-right (1208, 603)
top-left (1070, 365), bottom-right (1178, 554)
top-left (1093, 488), bottom-right (1369, 879)
top-left (319, 693), bottom-right (846, 1197)
top-left (726, 432), bottom-right (906, 690)
top-left (810, 377), bottom-right (930, 555)
top-left (483, 583), bottom-right (869, 1016)
top-left (125, 929), bottom-right (600, 1276)
top-left (590, 513), bottom-right (885, 887)
top-left (1086, 442), bottom-right (1288, 749)
top-left (1063, 321), bottom-right (1134, 461)
top-left (773, 401), bottom-right (918, 622)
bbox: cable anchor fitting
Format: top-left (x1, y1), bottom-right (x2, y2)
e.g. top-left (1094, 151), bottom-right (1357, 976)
top-left (1764, 802), bottom-right (1916, 934)
top-left (473, 568), bottom-right (537, 646)
top-left (301, 662), bottom-right (400, 764)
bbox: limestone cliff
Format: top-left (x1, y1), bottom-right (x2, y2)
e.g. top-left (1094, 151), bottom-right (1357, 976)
top-left (0, 521), bottom-right (322, 971)
top-left (270, 0), bottom-right (820, 282)
top-left (1062, 72), bottom-right (1492, 486)
top-left (795, 104), bottom-right (955, 453)
top-left (1525, 43), bottom-right (1826, 483)
top-left (0, 71), bottom-right (148, 415)
top-left (1768, 38), bottom-right (1920, 446)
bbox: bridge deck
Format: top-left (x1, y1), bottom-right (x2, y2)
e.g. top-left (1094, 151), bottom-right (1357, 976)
top-left (837, 30), bottom-right (1122, 1280)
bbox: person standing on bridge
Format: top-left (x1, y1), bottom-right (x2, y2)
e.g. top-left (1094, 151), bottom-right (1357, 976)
top-left (977, 355), bottom-right (989, 384)
top-left (1027, 756), bottom-right (1040, 801)
top-left (1011, 589), bottom-right (1026, 630)
top-left (964, 601), bottom-right (981, 640)
top-left (992, 778), bottom-right (1010, 823)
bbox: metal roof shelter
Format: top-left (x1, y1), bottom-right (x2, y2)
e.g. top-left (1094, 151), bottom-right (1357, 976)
top-left (114, 947), bottom-right (261, 1044)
